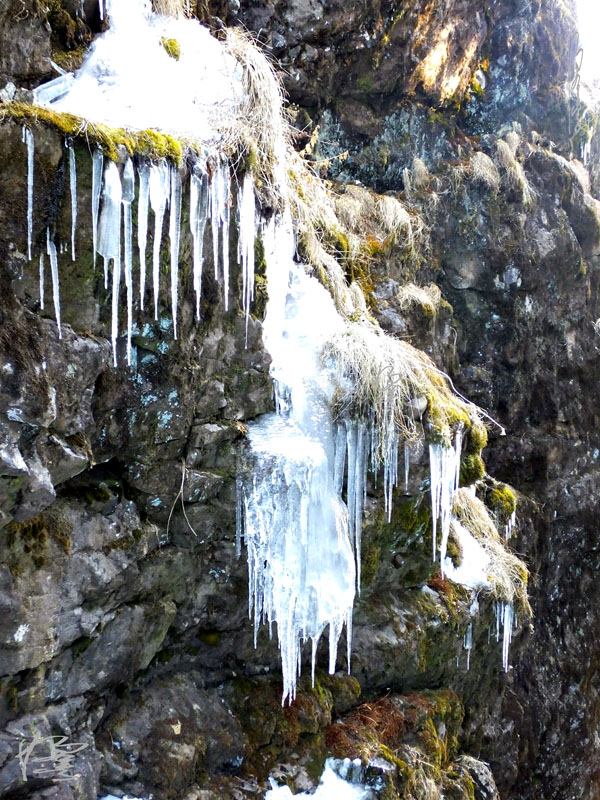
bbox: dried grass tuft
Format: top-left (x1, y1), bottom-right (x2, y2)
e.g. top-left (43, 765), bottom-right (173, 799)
top-left (323, 320), bottom-right (480, 456)
top-left (395, 283), bottom-right (442, 316)
top-left (453, 488), bottom-right (531, 616)
top-left (223, 27), bottom-right (288, 193)
top-left (152, 0), bottom-right (193, 17)
top-left (469, 151), bottom-right (501, 192)
top-left (495, 139), bottom-right (535, 206)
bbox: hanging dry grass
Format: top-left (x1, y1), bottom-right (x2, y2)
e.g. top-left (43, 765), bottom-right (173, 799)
top-left (152, 0), bottom-right (193, 17)
top-left (323, 320), bottom-right (480, 455)
top-left (495, 138), bottom-right (535, 206)
top-left (469, 151), bottom-right (501, 192)
top-left (452, 488), bottom-right (531, 615)
top-left (396, 283), bottom-right (442, 316)
top-left (224, 28), bottom-right (287, 165)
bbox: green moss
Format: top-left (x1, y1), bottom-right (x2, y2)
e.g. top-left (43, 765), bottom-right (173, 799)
top-left (51, 45), bottom-right (87, 72)
top-left (160, 37), bottom-right (181, 60)
top-left (102, 536), bottom-right (134, 554)
top-left (198, 631), bottom-right (221, 646)
top-left (252, 235), bottom-right (269, 320)
top-left (464, 420), bottom-right (487, 454)
top-left (487, 483), bottom-right (517, 522)
top-left (84, 486), bottom-right (112, 505)
top-left (459, 454), bottom-right (485, 487)
top-left (356, 76), bottom-right (373, 94)
top-left (445, 533), bottom-right (462, 568)
top-left (360, 537), bottom-right (380, 585)
top-left (72, 636), bottom-right (93, 657)
top-left (426, 390), bottom-right (470, 446)
top-left (6, 508), bottom-right (73, 566)
top-left (1, 103), bottom-right (184, 165)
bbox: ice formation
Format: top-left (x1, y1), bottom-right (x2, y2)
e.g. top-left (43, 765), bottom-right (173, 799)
top-left (190, 165), bottom-right (209, 319)
top-left (495, 602), bottom-right (515, 672)
top-left (169, 167), bottom-right (182, 338)
top-left (46, 229), bottom-right (61, 338)
top-left (463, 621), bottom-right (473, 670)
top-left (22, 126), bottom-right (34, 262)
top-left (238, 212), bottom-right (356, 703)
top-left (35, 0), bottom-right (243, 139)
top-left (68, 143), bottom-right (77, 261)
top-left (265, 758), bottom-right (372, 800)
top-left (443, 519), bottom-right (491, 590)
top-left (238, 171), bottom-right (257, 335)
top-left (24, 0), bottom-right (252, 362)
top-left (122, 158), bottom-right (135, 363)
top-left (429, 432), bottom-right (462, 573)
top-left (38, 252), bottom-right (44, 310)
top-left (91, 148), bottom-right (103, 266)
top-left (504, 510), bottom-right (517, 540)
top-left (137, 163), bottom-right (150, 309)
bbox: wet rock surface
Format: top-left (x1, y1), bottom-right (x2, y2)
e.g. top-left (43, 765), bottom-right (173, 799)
top-left (0, 1), bottom-right (599, 799)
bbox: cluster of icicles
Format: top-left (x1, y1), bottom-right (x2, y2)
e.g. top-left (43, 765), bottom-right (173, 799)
top-left (236, 208), bottom-right (517, 704)
top-left (21, 128), bottom-right (256, 366)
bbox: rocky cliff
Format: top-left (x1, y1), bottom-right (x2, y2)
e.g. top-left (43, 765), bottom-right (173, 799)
top-left (0, 1), bottom-right (599, 799)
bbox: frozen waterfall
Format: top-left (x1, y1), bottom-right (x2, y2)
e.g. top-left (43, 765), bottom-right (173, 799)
top-left (238, 212), bottom-right (358, 703)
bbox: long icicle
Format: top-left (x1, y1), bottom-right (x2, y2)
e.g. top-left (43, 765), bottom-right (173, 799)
top-left (122, 157), bottom-right (135, 365)
top-left (238, 171), bottom-right (256, 339)
top-left (97, 161), bottom-right (123, 365)
top-left (169, 166), bottom-right (182, 339)
top-left (39, 252), bottom-right (45, 310)
top-left (68, 143), bottom-right (77, 261)
top-left (221, 163), bottom-right (231, 312)
top-left (137, 162), bottom-right (150, 311)
top-left (46, 228), bottom-right (61, 338)
top-left (149, 160), bottom-right (169, 320)
top-left (190, 164), bottom-right (209, 320)
top-left (22, 127), bottom-right (34, 261)
top-left (91, 149), bottom-right (103, 267)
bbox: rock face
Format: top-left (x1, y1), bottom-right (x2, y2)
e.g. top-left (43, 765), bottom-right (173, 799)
top-left (1, 1), bottom-right (599, 799)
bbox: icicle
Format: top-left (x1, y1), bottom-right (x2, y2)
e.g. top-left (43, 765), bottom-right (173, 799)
top-left (404, 445), bottom-right (410, 492)
top-left (210, 161), bottom-right (223, 280)
top-left (241, 213), bottom-right (355, 704)
top-left (137, 162), bottom-right (150, 310)
top-left (169, 166), bottom-right (182, 339)
top-left (238, 171), bottom-right (256, 339)
top-left (190, 164), bottom-right (209, 319)
top-left (383, 427), bottom-right (399, 522)
top-left (333, 425), bottom-right (347, 495)
top-left (222, 166), bottom-right (231, 312)
top-left (68, 144), bottom-right (77, 261)
top-left (39, 252), bottom-right (45, 310)
top-left (209, 160), bottom-right (231, 308)
top-left (235, 475), bottom-right (244, 558)
top-left (46, 229), bottom-right (61, 338)
top-left (429, 431), bottom-right (462, 575)
top-left (97, 161), bottom-right (122, 365)
top-left (345, 421), bottom-right (357, 548)
top-left (91, 149), bottom-right (103, 267)
top-left (505, 510), bottom-right (517, 541)
top-left (122, 157), bottom-right (135, 365)
top-left (500, 603), bottom-right (513, 672)
top-left (149, 160), bottom-right (169, 319)
top-left (22, 127), bottom-right (34, 261)
top-left (463, 622), bottom-right (473, 671)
